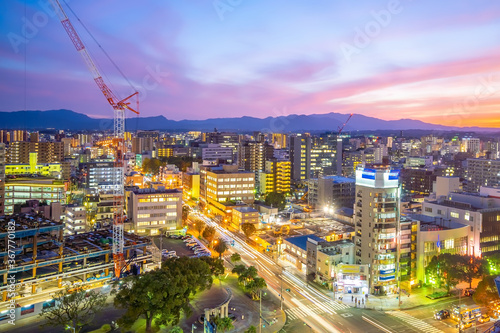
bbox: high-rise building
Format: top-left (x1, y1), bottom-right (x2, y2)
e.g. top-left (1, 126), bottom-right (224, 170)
top-left (316, 175), bottom-right (355, 210)
top-left (79, 162), bottom-right (123, 193)
top-left (310, 144), bottom-right (336, 178)
top-left (65, 204), bottom-right (87, 235)
top-left (271, 133), bottom-right (287, 149)
top-left (7, 141), bottom-right (63, 164)
top-left (354, 166), bottom-right (403, 295)
top-left (400, 168), bottom-right (437, 196)
top-left (202, 144), bottom-right (234, 163)
top-left (289, 134), bottom-right (311, 181)
top-left (462, 137), bottom-right (481, 154)
top-left (466, 158), bottom-right (500, 192)
top-left (258, 159), bottom-right (291, 195)
top-left (206, 131), bottom-right (239, 153)
top-left (0, 143), bottom-right (5, 216)
top-left (238, 141), bottom-right (274, 172)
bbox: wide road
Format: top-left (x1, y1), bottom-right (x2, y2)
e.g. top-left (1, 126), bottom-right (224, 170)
top-left (192, 212), bottom-right (426, 333)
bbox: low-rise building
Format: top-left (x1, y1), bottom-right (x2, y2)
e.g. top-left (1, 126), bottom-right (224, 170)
top-left (283, 234), bottom-right (323, 272)
top-left (65, 204), bottom-right (87, 235)
top-left (126, 187), bottom-right (182, 235)
top-left (232, 206), bottom-right (259, 231)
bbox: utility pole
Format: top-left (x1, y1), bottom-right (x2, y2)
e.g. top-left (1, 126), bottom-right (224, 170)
top-left (260, 289), bottom-right (262, 333)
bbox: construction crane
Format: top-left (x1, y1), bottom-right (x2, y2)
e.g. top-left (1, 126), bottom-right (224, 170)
top-left (49, 0), bottom-right (139, 278)
top-left (338, 113), bottom-right (353, 135)
top-left (336, 113), bottom-right (353, 176)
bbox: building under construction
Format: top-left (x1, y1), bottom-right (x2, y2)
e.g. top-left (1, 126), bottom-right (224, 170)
top-left (0, 213), bottom-right (153, 322)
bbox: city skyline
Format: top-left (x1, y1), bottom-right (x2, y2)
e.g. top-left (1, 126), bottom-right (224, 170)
top-left (1, 0), bottom-right (500, 127)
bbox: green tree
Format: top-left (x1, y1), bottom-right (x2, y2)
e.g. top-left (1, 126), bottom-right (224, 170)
top-left (230, 253), bottom-right (241, 263)
top-left (458, 255), bottom-right (485, 289)
top-left (142, 158), bottom-right (163, 175)
top-left (169, 326), bottom-right (184, 333)
top-left (213, 237), bottom-right (228, 258)
top-left (194, 220), bottom-right (206, 237)
top-left (39, 287), bottom-right (107, 333)
top-left (241, 223), bottom-right (257, 238)
top-left (486, 253), bottom-right (500, 275)
top-left (473, 275), bottom-right (500, 305)
top-left (113, 257), bottom-right (214, 333)
top-left (425, 253), bottom-right (461, 293)
top-left (182, 206), bottom-right (190, 226)
top-left (265, 192), bottom-right (286, 210)
top-left (232, 264), bottom-right (247, 277)
top-left (247, 277), bottom-right (267, 300)
top-left (245, 325), bottom-right (257, 333)
top-left (200, 257), bottom-right (225, 278)
top-left (213, 316), bottom-right (234, 332)
top-left (202, 226), bottom-right (216, 243)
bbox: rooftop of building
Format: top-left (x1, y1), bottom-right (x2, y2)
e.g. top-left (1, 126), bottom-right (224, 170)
top-left (233, 206), bottom-right (258, 213)
top-left (129, 187), bottom-right (181, 195)
top-left (284, 234), bottom-right (324, 251)
top-left (405, 213), bottom-right (468, 231)
top-left (321, 175), bottom-right (355, 183)
top-left (5, 176), bottom-right (65, 184)
top-left (0, 213), bottom-right (63, 234)
top-left (318, 239), bottom-right (354, 255)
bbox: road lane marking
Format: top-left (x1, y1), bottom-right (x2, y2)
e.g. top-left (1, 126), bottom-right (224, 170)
top-left (386, 311), bottom-right (444, 333)
top-left (362, 315), bottom-right (394, 333)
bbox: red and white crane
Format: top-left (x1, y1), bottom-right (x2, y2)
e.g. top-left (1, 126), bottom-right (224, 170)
top-left (49, 0), bottom-right (139, 278)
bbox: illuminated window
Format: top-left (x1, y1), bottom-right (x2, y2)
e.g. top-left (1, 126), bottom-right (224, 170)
top-left (450, 212), bottom-right (459, 219)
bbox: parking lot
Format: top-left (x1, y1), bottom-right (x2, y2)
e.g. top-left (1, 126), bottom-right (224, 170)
top-left (151, 236), bottom-right (197, 257)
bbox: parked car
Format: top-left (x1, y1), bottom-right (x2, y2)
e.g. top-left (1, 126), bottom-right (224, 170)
top-left (458, 321), bottom-right (472, 330)
top-left (464, 288), bottom-right (475, 297)
top-left (478, 314), bottom-right (490, 323)
top-left (434, 310), bottom-right (450, 320)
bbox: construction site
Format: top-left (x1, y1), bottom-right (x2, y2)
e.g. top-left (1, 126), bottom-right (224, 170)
top-left (0, 213), bottom-right (153, 322)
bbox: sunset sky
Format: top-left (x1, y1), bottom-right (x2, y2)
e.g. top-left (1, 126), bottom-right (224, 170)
top-left (1, 0), bottom-right (500, 127)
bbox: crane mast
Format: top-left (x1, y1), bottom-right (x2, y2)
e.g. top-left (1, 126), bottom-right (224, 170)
top-left (49, 0), bottom-right (139, 278)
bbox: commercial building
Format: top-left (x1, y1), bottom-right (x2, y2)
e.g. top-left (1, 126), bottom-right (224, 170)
top-left (466, 158), bottom-right (500, 192)
top-left (126, 187), bottom-right (182, 235)
top-left (200, 164), bottom-right (255, 207)
top-left (258, 159), bottom-right (291, 195)
top-left (310, 144), bottom-right (336, 178)
top-left (316, 175), bottom-right (355, 210)
top-left (289, 134), bottom-right (312, 181)
top-left (282, 234), bottom-right (323, 272)
top-left (400, 168), bottom-right (437, 196)
top-left (232, 206), bottom-right (259, 231)
top-left (4, 177), bottom-right (67, 215)
top-left (422, 187), bottom-right (500, 257)
top-left (5, 152), bottom-right (70, 180)
top-left (202, 144), bottom-right (234, 164)
top-left (205, 131), bottom-right (239, 159)
top-left (79, 161), bottom-right (123, 193)
top-left (354, 166), bottom-right (403, 295)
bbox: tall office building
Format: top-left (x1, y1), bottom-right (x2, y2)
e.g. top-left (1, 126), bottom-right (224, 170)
top-left (466, 158), bottom-right (500, 192)
top-left (289, 134), bottom-right (311, 181)
top-left (354, 165), bottom-right (402, 295)
top-left (206, 130), bottom-right (239, 160)
top-left (0, 143), bottom-right (5, 216)
top-left (238, 141), bottom-right (274, 172)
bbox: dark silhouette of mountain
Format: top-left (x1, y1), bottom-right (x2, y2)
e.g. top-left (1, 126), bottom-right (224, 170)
top-left (0, 109), bottom-right (497, 132)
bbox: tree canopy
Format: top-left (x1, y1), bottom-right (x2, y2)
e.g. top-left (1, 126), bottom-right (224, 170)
top-left (142, 158), bottom-right (163, 175)
top-left (230, 253), bottom-right (241, 263)
top-left (265, 192), bottom-right (286, 210)
top-left (39, 287), bottom-right (107, 333)
top-left (425, 253), bottom-right (461, 293)
top-left (213, 237), bottom-right (228, 258)
top-left (241, 223), bottom-right (257, 238)
top-left (213, 316), bottom-right (234, 332)
top-left (194, 220), bottom-right (206, 237)
top-left (458, 255), bottom-right (485, 289)
top-left (473, 275), bottom-right (500, 305)
top-left (202, 226), bottom-right (216, 243)
top-left (113, 257), bottom-right (214, 333)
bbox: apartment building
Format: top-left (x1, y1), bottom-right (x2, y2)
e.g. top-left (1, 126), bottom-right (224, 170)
top-left (258, 159), bottom-right (291, 195)
top-left (466, 158), bottom-right (500, 192)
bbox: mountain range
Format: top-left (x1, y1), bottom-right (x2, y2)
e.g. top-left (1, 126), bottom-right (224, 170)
top-left (0, 109), bottom-right (497, 133)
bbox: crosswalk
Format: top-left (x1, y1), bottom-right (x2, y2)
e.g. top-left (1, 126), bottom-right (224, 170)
top-left (386, 311), bottom-right (444, 333)
top-left (285, 301), bottom-right (350, 321)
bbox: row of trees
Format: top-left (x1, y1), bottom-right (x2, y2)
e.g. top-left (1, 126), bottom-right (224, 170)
top-left (113, 256), bottom-right (224, 332)
top-left (232, 264), bottom-right (267, 300)
top-left (425, 253), bottom-right (484, 292)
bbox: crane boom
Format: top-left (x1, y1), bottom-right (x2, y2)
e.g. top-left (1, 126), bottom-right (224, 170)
top-left (49, 0), bottom-right (138, 278)
top-left (338, 113), bottom-right (353, 135)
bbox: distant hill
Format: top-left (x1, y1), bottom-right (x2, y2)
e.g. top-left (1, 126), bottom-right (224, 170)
top-left (0, 109), bottom-right (497, 132)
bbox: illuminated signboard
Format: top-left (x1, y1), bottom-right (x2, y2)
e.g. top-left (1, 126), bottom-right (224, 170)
top-left (380, 269), bottom-right (395, 275)
top-left (361, 168), bottom-right (376, 180)
top-left (379, 275), bottom-right (395, 281)
top-left (388, 170), bottom-right (400, 180)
